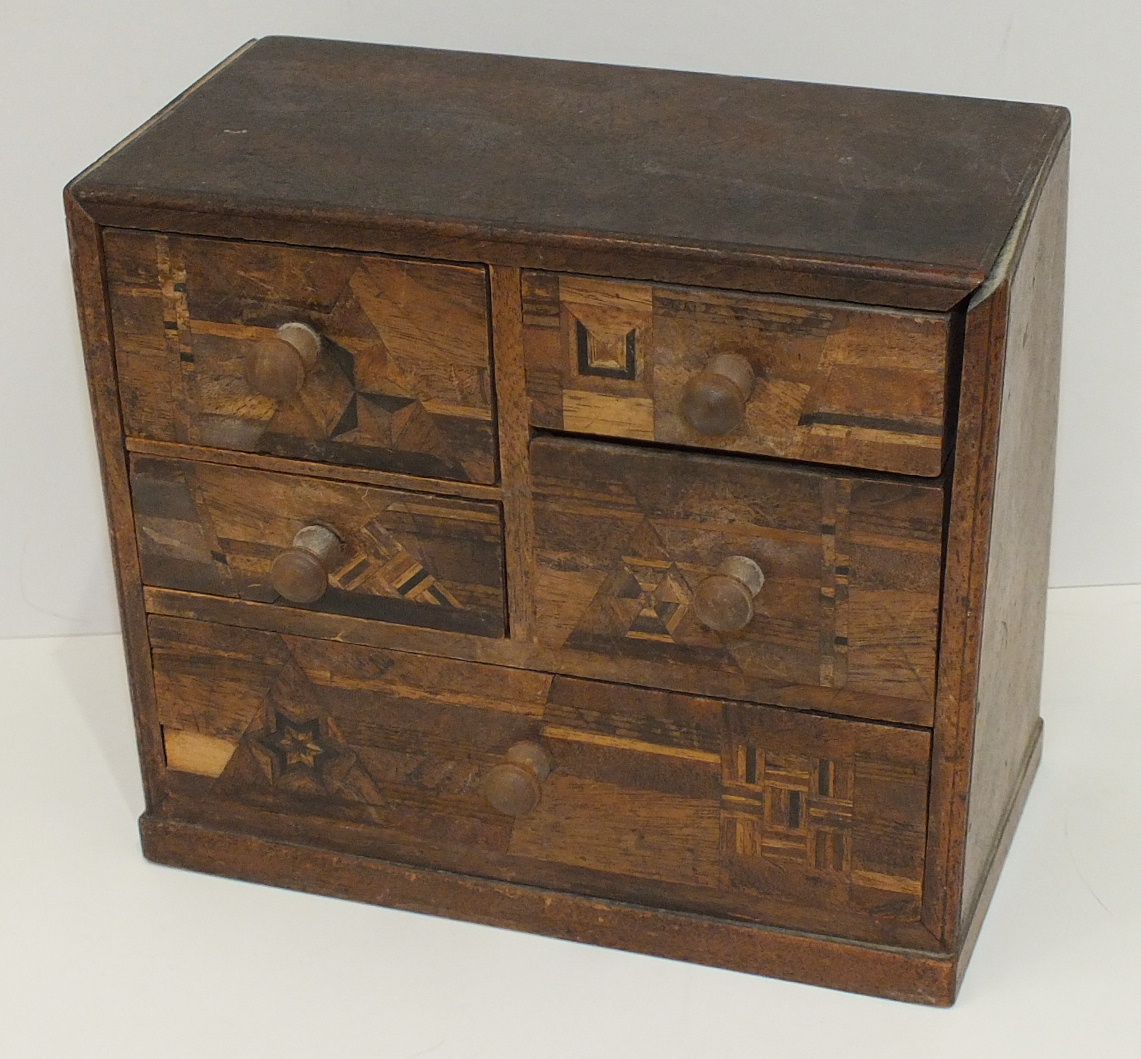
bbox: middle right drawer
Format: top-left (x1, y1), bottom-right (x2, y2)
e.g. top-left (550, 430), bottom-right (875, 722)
top-left (531, 436), bottom-right (944, 728)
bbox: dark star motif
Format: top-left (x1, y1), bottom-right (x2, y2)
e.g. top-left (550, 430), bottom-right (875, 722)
top-left (256, 710), bottom-right (341, 781)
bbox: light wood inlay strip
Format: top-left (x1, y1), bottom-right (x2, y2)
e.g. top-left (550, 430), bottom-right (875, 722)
top-left (124, 437), bottom-right (502, 502)
top-left (851, 870), bottom-right (924, 896)
top-left (540, 725), bottom-right (722, 763)
top-left (490, 265), bottom-right (537, 641)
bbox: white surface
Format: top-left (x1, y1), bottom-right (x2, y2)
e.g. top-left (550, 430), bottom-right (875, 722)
top-left (0, 585), bottom-right (1137, 1058)
top-left (1, 1), bottom-right (1140, 638)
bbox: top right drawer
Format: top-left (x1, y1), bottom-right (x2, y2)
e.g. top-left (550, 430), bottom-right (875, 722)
top-left (521, 272), bottom-right (953, 477)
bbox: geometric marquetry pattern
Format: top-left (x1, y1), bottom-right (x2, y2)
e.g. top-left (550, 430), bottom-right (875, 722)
top-left (131, 456), bottom-right (506, 637)
top-left (329, 518), bottom-right (461, 608)
top-left (522, 271), bottom-right (656, 442)
top-left (256, 709), bottom-right (347, 784)
top-left (718, 704), bottom-right (930, 922)
top-left (521, 271), bottom-right (951, 477)
top-left (575, 319), bottom-right (637, 381)
top-left (106, 230), bottom-right (497, 484)
top-left (569, 521), bottom-right (696, 647)
top-left (152, 615), bottom-right (933, 941)
top-left (721, 745), bottom-right (855, 874)
top-left (532, 435), bottom-right (944, 712)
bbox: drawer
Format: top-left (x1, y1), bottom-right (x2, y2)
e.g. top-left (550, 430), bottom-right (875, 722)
top-left (152, 615), bottom-right (933, 946)
top-left (522, 272), bottom-right (952, 477)
top-left (532, 436), bottom-right (944, 724)
top-left (106, 230), bottom-right (496, 484)
top-left (131, 456), bottom-right (506, 637)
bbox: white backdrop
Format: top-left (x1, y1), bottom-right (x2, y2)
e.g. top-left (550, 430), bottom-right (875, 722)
top-left (2, 0), bottom-right (1139, 638)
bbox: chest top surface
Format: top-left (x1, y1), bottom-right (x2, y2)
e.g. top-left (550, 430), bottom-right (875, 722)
top-left (72, 36), bottom-right (1066, 291)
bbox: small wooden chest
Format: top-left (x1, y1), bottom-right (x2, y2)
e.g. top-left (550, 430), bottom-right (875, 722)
top-left (66, 37), bottom-right (1068, 1004)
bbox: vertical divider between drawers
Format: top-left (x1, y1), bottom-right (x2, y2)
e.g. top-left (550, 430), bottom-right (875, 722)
top-left (490, 265), bottom-right (537, 642)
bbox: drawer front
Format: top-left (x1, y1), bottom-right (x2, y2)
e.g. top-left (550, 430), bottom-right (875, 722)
top-left (152, 616), bottom-right (933, 945)
top-left (131, 456), bottom-right (506, 638)
top-left (106, 230), bottom-right (496, 484)
top-left (522, 272), bottom-right (951, 477)
top-left (532, 436), bottom-right (943, 723)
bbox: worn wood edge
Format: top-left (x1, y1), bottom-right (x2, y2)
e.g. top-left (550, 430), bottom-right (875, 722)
top-left (64, 40), bottom-right (258, 193)
top-left (139, 813), bottom-right (959, 1004)
top-left (75, 190), bottom-right (982, 291)
top-left (922, 129), bottom-right (1069, 943)
top-left (973, 112), bottom-right (1071, 276)
top-left (958, 144), bottom-right (1066, 921)
top-left (489, 265), bottom-right (537, 640)
top-left (953, 718), bottom-right (1043, 991)
top-left (144, 587), bottom-right (936, 728)
top-left (73, 204), bottom-right (976, 313)
top-left (921, 280), bottom-right (1009, 939)
top-left (124, 437), bottom-right (502, 502)
top-left (64, 197), bottom-right (165, 807)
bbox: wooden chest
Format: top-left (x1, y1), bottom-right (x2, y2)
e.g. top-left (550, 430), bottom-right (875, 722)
top-left (66, 37), bottom-right (1068, 1004)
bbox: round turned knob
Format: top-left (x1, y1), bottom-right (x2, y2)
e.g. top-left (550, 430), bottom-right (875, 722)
top-left (246, 322), bottom-right (322, 400)
top-left (693, 555), bottom-right (765, 633)
top-left (680, 353), bottom-right (756, 436)
top-left (269, 524), bottom-right (342, 604)
top-left (483, 742), bottom-right (552, 816)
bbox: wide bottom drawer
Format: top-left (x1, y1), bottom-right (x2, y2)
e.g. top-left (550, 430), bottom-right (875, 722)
top-left (150, 615), bottom-right (936, 948)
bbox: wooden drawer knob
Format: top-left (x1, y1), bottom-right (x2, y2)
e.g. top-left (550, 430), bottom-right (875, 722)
top-left (680, 353), bottom-right (755, 436)
top-left (246, 322), bottom-right (322, 400)
top-left (483, 742), bottom-right (552, 816)
top-left (693, 555), bottom-right (765, 633)
top-left (269, 524), bottom-right (342, 604)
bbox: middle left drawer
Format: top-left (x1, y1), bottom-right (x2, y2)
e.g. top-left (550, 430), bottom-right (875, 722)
top-left (130, 456), bottom-right (507, 638)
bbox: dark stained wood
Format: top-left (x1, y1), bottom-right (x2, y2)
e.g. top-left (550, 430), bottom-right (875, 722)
top-left (960, 151), bottom-right (1067, 919)
top-left (125, 437), bottom-right (501, 502)
top-left (74, 202), bottom-right (982, 312)
top-left (523, 272), bottom-right (952, 476)
top-left (131, 455), bottom-right (506, 637)
top-left (531, 436), bottom-right (944, 717)
top-left (148, 614), bottom-right (935, 946)
top-left (142, 814), bottom-right (960, 1003)
top-left (954, 721), bottom-right (1042, 991)
top-left (924, 136), bottom-right (1069, 943)
top-left (490, 266), bottom-right (538, 640)
top-left (68, 39), bottom-right (1070, 1004)
top-left (64, 196), bottom-right (166, 808)
top-left (72, 37), bottom-right (1067, 311)
top-left (105, 229), bottom-right (496, 484)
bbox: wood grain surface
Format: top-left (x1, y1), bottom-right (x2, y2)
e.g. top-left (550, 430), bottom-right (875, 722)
top-left (131, 455), bottom-right (506, 637)
top-left (65, 197), bottom-right (167, 808)
top-left (66, 35), bottom-right (1072, 1004)
top-left (143, 586), bottom-right (940, 727)
top-left (490, 266), bottom-right (539, 640)
top-left (72, 36), bottom-right (1068, 311)
top-left (927, 138), bottom-right (1069, 943)
top-left (105, 229), bottom-right (496, 483)
top-left (150, 615), bottom-right (934, 946)
top-left (141, 815), bottom-right (960, 1004)
top-left (523, 272), bottom-right (952, 476)
top-left (531, 436), bottom-right (944, 718)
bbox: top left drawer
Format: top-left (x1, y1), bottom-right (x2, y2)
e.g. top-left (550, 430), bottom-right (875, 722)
top-left (104, 231), bottom-right (497, 485)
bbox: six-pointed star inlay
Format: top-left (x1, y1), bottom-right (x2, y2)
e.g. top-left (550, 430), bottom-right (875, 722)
top-left (257, 711), bottom-right (340, 779)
